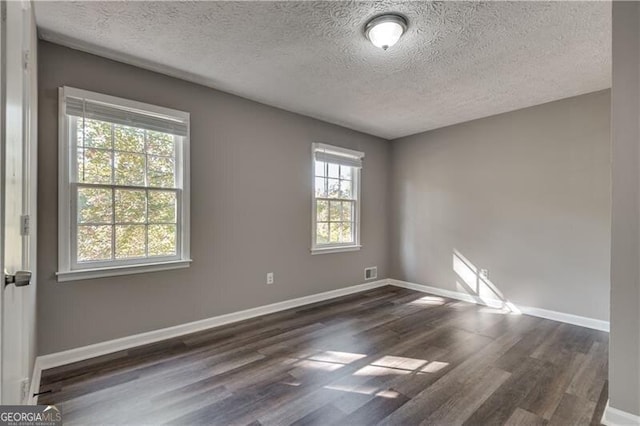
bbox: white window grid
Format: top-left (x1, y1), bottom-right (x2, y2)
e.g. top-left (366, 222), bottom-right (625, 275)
top-left (70, 118), bottom-right (183, 269)
top-left (314, 162), bottom-right (358, 245)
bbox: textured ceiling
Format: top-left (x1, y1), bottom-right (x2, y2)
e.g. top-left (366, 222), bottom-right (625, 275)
top-left (34, 1), bottom-right (611, 139)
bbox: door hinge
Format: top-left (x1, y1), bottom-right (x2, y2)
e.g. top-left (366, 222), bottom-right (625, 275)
top-left (20, 214), bottom-right (30, 236)
top-left (23, 50), bottom-right (29, 71)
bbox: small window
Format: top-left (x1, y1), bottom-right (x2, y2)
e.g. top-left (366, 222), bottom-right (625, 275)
top-left (57, 87), bottom-right (191, 281)
top-left (312, 143), bottom-right (364, 254)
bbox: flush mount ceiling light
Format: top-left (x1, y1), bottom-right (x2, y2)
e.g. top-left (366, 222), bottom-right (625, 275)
top-left (364, 14), bottom-right (408, 51)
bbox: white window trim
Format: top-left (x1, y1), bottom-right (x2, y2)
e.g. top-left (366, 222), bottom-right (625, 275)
top-left (311, 142), bottom-right (363, 255)
top-left (57, 86), bottom-right (191, 281)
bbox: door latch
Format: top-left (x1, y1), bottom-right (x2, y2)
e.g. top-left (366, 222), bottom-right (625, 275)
top-left (5, 271), bottom-right (31, 287)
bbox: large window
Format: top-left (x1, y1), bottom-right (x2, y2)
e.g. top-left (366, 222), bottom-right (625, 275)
top-left (57, 87), bottom-right (191, 281)
top-left (312, 143), bottom-right (364, 254)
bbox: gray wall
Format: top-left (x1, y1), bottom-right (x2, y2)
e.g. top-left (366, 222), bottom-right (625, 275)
top-left (390, 90), bottom-right (611, 321)
top-left (610, 1), bottom-right (640, 416)
top-left (38, 40), bottom-right (612, 359)
top-left (37, 42), bottom-right (390, 355)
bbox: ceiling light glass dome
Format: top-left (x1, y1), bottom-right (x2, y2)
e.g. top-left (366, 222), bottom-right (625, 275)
top-left (365, 14), bottom-right (408, 50)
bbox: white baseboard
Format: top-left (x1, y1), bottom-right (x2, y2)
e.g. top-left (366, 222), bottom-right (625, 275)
top-left (388, 279), bottom-right (609, 332)
top-left (518, 305), bottom-right (609, 332)
top-left (35, 279), bottom-right (389, 372)
top-left (602, 400), bottom-right (640, 425)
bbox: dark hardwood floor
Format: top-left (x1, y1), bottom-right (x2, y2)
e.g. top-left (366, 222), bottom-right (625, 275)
top-left (38, 286), bottom-right (608, 425)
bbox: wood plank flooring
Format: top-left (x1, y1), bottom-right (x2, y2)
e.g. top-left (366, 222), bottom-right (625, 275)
top-left (38, 286), bottom-right (608, 425)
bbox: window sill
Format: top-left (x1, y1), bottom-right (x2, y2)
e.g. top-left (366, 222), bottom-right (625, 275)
top-left (311, 245), bottom-right (362, 255)
top-left (56, 259), bottom-right (192, 282)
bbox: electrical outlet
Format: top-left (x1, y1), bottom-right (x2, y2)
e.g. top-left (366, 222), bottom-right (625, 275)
top-left (266, 272), bottom-right (274, 285)
top-left (480, 268), bottom-right (489, 279)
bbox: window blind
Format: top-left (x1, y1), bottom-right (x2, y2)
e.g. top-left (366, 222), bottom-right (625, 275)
top-left (65, 96), bottom-right (189, 137)
top-left (314, 148), bottom-right (364, 168)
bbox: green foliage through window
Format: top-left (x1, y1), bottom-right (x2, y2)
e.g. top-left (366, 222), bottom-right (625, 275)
top-left (73, 118), bottom-right (180, 263)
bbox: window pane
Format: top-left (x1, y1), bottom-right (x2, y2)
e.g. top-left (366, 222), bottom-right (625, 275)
top-left (316, 223), bottom-right (329, 244)
top-left (329, 201), bottom-right (342, 222)
top-left (114, 125), bottom-right (144, 152)
top-left (79, 119), bottom-right (112, 149)
top-left (329, 223), bottom-right (341, 243)
top-left (148, 224), bottom-right (177, 256)
top-left (341, 222), bottom-right (354, 243)
top-left (115, 152), bottom-right (145, 186)
top-left (316, 200), bottom-right (328, 222)
top-left (341, 202), bottom-right (353, 222)
top-left (115, 189), bottom-right (146, 223)
top-left (77, 225), bottom-right (112, 262)
top-left (340, 165), bottom-right (352, 180)
top-left (328, 163), bottom-right (339, 178)
top-left (315, 161), bottom-right (326, 177)
top-left (77, 148), bottom-right (112, 184)
top-left (147, 131), bottom-right (175, 157)
top-left (115, 225), bottom-right (146, 259)
top-left (148, 190), bottom-right (176, 223)
top-left (147, 155), bottom-right (175, 188)
top-left (78, 187), bottom-right (112, 224)
top-left (315, 177), bottom-right (327, 198)
top-left (340, 179), bottom-right (353, 199)
top-left (328, 178), bottom-right (340, 198)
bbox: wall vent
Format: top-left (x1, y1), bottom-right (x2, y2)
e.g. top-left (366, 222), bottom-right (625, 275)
top-left (364, 266), bottom-right (378, 280)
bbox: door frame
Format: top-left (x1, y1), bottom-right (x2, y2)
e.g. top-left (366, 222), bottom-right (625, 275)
top-left (0, 0), bottom-right (38, 404)
top-left (22, 0), bottom-right (38, 402)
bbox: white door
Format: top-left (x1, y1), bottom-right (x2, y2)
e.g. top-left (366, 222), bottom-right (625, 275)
top-left (1, 0), bottom-right (36, 405)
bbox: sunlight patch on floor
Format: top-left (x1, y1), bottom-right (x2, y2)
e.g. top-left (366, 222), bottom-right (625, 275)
top-left (294, 359), bottom-right (344, 371)
top-left (324, 384), bottom-right (400, 399)
top-left (351, 356), bottom-right (450, 377)
top-left (353, 365), bottom-right (412, 376)
top-left (308, 351), bottom-right (367, 364)
top-left (420, 360), bottom-right (449, 373)
top-left (409, 296), bottom-right (446, 306)
top-left (372, 355), bottom-right (428, 370)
